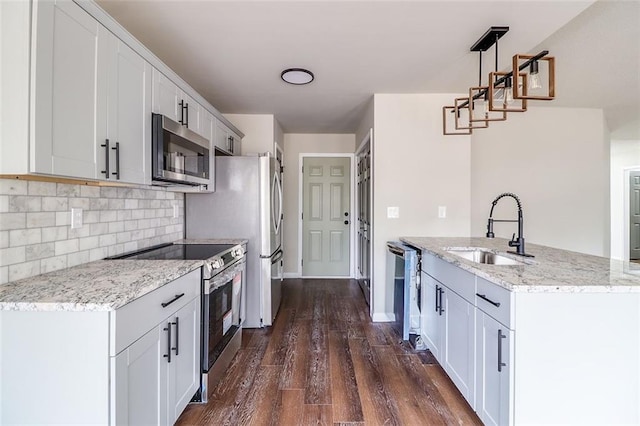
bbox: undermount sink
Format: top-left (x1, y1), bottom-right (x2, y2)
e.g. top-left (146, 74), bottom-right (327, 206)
top-left (445, 248), bottom-right (526, 265)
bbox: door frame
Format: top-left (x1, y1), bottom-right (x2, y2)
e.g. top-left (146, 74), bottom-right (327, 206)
top-left (298, 153), bottom-right (356, 278)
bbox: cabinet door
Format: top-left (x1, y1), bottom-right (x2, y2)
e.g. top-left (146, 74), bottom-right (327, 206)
top-left (442, 287), bottom-right (475, 407)
top-left (475, 312), bottom-right (513, 426)
top-left (201, 110), bottom-right (216, 190)
top-left (105, 33), bottom-right (151, 185)
top-left (32, 0), bottom-right (107, 179)
top-left (167, 297), bottom-right (201, 424)
top-left (214, 120), bottom-right (230, 153)
top-left (230, 131), bottom-right (242, 155)
top-left (181, 93), bottom-right (199, 133)
top-left (152, 68), bottom-right (180, 122)
top-left (111, 324), bottom-right (168, 426)
top-left (420, 272), bottom-right (443, 360)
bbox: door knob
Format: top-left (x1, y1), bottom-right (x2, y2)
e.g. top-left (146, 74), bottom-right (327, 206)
top-left (344, 212), bottom-right (349, 216)
top-left (344, 220), bottom-right (349, 225)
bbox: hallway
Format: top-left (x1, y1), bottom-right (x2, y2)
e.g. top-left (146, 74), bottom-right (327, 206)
top-left (177, 279), bottom-right (480, 425)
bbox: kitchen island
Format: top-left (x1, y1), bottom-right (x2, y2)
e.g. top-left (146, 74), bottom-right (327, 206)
top-left (401, 236), bottom-right (640, 426)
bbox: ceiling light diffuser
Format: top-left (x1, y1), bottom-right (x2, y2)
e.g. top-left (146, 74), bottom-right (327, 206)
top-left (281, 68), bottom-right (314, 85)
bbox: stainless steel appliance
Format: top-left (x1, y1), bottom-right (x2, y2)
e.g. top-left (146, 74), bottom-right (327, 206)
top-left (151, 113), bottom-right (210, 186)
top-left (107, 242), bottom-right (246, 403)
top-left (386, 241), bottom-right (425, 350)
top-left (186, 153), bottom-right (283, 328)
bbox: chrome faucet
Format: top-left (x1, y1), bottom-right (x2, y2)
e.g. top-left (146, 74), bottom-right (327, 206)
top-left (486, 193), bottom-right (534, 258)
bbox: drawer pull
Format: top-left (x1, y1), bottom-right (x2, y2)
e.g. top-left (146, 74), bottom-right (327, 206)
top-left (476, 293), bottom-right (501, 307)
top-left (161, 293), bottom-right (185, 308)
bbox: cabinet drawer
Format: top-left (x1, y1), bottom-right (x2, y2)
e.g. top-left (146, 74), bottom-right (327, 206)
top-left (110, 269), bottom-right (200, 356)
top-left (422, 252), bottom-right (476, 303)
top-left (475, 277), bottom-right (512, 329)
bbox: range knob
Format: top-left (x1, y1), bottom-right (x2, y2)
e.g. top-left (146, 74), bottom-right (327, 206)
top-left (210, 258), bottom-right (224, 270)
top-left (233, 248), bottom-right (244, 258)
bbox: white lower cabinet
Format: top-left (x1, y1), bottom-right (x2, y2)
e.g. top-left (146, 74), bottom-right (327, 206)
top-left (0, 269), bottom-right (201, 425)
top-left (475, 311), bottom-right (513, 426)
top-left (419, 269), bottom-right (475, 407)
top-left (442, 286), bottom-right (475, 407)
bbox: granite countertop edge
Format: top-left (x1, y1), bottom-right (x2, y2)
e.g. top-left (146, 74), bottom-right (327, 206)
top-left (0, 239), bottom-right (248, 312)
top-left (400, 236), bottom-right (640, 294)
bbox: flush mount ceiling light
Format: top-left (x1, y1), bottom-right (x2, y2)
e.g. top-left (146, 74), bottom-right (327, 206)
top-left (443, 26), bottom-right (556, 136)
top-left (281, 68), bottom-right (314, 85)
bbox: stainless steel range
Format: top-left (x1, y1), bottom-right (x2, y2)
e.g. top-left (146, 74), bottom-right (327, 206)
top-left (108, 241), bottom-right (247, 403)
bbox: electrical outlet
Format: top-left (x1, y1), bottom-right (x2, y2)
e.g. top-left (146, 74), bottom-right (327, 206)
top-left (173, 204), bottom-right (179, 219)
top-left (438, 206), bottom-right (447, 218)
top-left (387, 206), bottom-right (399, 219)
top-left (71, 208), bottom-right (83, 229)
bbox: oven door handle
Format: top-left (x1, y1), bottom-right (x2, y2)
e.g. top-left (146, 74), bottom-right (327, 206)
top-left (387, 244), bottom-right (405, 257)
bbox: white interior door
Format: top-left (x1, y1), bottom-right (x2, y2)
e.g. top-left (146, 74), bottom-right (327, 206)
top-left (302, 157), bottom-right (351, 276)
top-left (630, 171), bottom-right (640, 260)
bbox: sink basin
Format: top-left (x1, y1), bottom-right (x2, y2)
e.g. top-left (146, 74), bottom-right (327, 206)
top-left (445, 248), bottom-right (525, 265)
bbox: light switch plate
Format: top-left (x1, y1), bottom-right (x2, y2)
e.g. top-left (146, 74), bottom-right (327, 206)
top-left (173, 204), bottom-right (179, 219)
top-left (71, 208), bottom-right (83, 229)
top-left (438, 206), bottom-right (447, 218)
top-left (387, 206), bottom-right (400, 219)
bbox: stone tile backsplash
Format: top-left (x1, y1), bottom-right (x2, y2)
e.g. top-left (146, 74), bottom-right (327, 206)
top-left (0, 179), bottom-right (184, 284)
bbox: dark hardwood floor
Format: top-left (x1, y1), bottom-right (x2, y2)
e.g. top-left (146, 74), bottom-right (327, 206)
top-left (177, 279), bottom-right (481, 426)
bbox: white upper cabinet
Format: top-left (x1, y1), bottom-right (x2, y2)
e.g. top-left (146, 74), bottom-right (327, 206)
top-left (152, 68), bottom-right (181, 123)
top-left (31, 0), bottom-right (107, 179)
top-left (100, 33), bottom-right (151, 185)
top-left (214, 119), bottom-right (241, 155)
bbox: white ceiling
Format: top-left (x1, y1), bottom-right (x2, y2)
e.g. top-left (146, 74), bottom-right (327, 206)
top-left (96, 0), bottom-right (638, 136)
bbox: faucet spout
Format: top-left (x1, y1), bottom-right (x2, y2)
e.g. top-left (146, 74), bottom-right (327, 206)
top-left (485, 193), bottom-right (534, 258)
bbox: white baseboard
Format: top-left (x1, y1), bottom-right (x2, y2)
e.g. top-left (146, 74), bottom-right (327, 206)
top-left (283, 272), bottom-right (301, 279)
top-left (372, 312), bottom-right (395, 322)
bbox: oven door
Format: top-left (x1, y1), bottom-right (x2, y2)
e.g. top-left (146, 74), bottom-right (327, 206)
top-left (204, 278), bottom-right (233, 372)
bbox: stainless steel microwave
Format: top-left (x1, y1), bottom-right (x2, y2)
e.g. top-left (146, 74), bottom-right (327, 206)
top-left (151, 113), bottom-right (210, 186)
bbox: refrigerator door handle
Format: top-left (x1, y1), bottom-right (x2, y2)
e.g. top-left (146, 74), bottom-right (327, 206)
top-left (271, 171), bottom-right (283, 235)
top-left (276, 171), bottom-right (283, 235)
top-left (271, 249), bottom-right (284, 264)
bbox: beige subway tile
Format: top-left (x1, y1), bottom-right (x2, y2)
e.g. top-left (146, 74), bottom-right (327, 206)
top-left (131, 209), bottom-right (145, 220)
top-left (42, 226), bottom-right (67, 242)
top-left (108, 222), bottom-right (124, 234)
top-left (79, 236), bottom-right (100, 251)
top-left (0, 213), bottom-right (26, 230)
top-left (84, 211), bottom-right (100, 224)
top-left (90, 223), bottom-right (108, 236)
top-left (26, 243), bottom-right (55, 261)
top-left (9, 229), bottom-right (42, 247)
top-left (0, 179), bottom-right (28, 195)
top-left (0, 266), bottom-right (8, 284)
top-left (100, 187), bottom-right (118, 198)
top-left (67, 226), bottom-right (91, 238)
top-left (41, 255), bottom-right (67, 273)
top-left (56, 183), bottom-right (80, 197)
top-left (55, 211), bottom-right (70, 226)
top-left (69, 197), bottom-right (91, 210)
top-left (41, 196), bottom-right (68, 212)
top-left (0, 246), bottom-right (26, 266)
top-left (90, 198), bottom-right (109, 210)
top-left (99, 234), bottom-right (117, 247)
top-left (124, 199), bottom-right (139, 210)
top-left (67, 250), bottom-right (89, 267)
top-left (0, 195), bottom-right (8, 212)
top-left (116, 231), bottom-right (131, 244)
top-left (80, 186), bottom-right (100, 198)
top-left (8, 260), bottom-right (40, 282)
top-left (100, 210), bottom-right (117, 222)
top-left (55, 239), bottom-right (79, 256)
top-left (0, 231), bottom-right (8, 249)
top-left (28, 181), bottom-right (56, 196)
top-left (89, 247), bottom-right (108, 262)
top-left (9, 196), bottom-right (41, 212)
top-left (124, 220), bottom-right (138, 231)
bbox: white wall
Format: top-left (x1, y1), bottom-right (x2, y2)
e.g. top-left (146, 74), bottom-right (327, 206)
top-left (356, 97), bottom-right (374, 150)
top-left (282, 134), bottom-right (355, 275)
top-left (223, 114), bottom-right (275, 156)
top-left (610, 139), bottom-right (640, 260)
top-left (371, 94), bottom-right (472, 320)
top-left (470, 107), bottom-right (610, 257)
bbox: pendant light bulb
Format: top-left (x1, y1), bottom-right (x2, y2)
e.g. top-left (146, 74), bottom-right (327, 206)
top-left (529, 60), bottom-right (542, 90)
top-left (504, 76), bottom-right (514, 105)
top-left (483, 91), bottom-right (490, 116)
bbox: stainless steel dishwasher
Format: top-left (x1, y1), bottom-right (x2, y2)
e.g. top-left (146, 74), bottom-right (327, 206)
top-left (386, 241), bottom-right (425, 350)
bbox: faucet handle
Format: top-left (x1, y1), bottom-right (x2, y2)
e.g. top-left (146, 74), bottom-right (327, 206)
top-left (508, 233), bottom-right (519, 247)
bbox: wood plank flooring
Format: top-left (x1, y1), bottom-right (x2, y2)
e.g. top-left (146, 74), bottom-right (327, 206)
top-left (177, 279), bottom-right (481, 426)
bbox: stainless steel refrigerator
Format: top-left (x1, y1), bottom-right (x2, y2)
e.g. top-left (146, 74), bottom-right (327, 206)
top-left (185, 153), bottom-right (283, 328)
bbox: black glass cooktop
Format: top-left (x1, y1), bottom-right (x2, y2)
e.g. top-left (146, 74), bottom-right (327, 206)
top-left (109, 243), bottom-right (235, 260)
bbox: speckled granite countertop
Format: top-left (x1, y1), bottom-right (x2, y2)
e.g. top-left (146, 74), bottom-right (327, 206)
top-left (0, 239), bottom-right (248, 312)
top-left (401, 237), bottom-right (640, 293)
